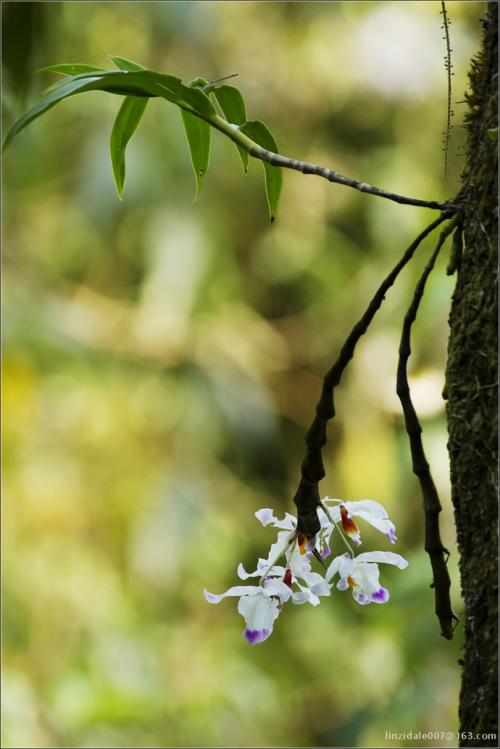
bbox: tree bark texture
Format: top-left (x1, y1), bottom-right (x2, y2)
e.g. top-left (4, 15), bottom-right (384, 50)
top-left (446, 3), bottom-right (498, 744)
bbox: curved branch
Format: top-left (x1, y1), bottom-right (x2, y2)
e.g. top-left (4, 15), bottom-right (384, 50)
top-left (293, 211), bottom-right (453, 539)
top-left (3, 66), bottom-right (456, 212)
top-left (396, 222), bottom-right (458, 639)
top-left (210, 114), bottom-right (454, 211)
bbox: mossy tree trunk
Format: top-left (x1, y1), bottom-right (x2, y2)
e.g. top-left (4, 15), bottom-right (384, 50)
top-left (446, 3), bottom-right (498, 744)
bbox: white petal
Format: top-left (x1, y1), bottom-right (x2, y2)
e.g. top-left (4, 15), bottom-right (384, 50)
top-left (351, 562), bottom-right (381, 595)
top-left (325, 553), bottom-right (346, 583)
top-left (291, 590), bottom-right (310, 604)
top-left (352, 588), bottom-right (372, 605)
top-left (262, 530), bottom-right (295, 569)
top-left (255, 508), bottom-right (296, 530)
top-left (237, 562), bottom-right (286, 580)
top-left (355, 551), bottom-right (408, 569)
top-left (343, 499), bottom-right (389, 518)
top-left (302, 570), bottom-right (326, 587)
top-left (262, 579), bottom-right (292, 602)
top-left (237, 562), bottom-right (259, 580)
top-left (309, 580), bottom-right (332, 597)
top-left (349, 511), bottom-right (397, 541)
top-left (270, 566), bottom-right (287, 577)
top-left (255, 508), bottom-right (275, 526)
top-left (238, 592), bottom-right (280, 645)
top-left (326, 552), bottom-right (356, 583)
top-left (305, 592), bottom-right (321, 607)
top-left (326, 506), bottom-right (341, 522)
top-left (271, 514), bottom-right (296, 530)
top-left (338, 554), bottom-right (355, 579)
top-left (292, 567), bottom-right (331, 600)
top-left (295, 582), bottom-right (321, 606)
top-left (279, 513), bottom-right (299, 530)
top-left (287, 544), bottom-right (312, 578)
top-left (322, 497), bottom-right (343, 505)
top-left (320, 498), bottom-right (342, 521)
top-left (203, 585), bottom-right (261, 604)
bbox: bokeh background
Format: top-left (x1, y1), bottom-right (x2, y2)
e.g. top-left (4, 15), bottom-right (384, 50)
top-left (2, 2), bottom-right (485, 747)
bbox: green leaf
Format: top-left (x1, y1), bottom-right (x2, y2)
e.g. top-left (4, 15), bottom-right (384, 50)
top-left (3, 68), bottom-right (216, 152)
top-left (3, 73), bottom-right (104, 151)
top-left (180, 108), bottom-right (211, 200)
top-left (108, 57), bottom-right (149, 198)
top-left (110, 96), bottom-right (148, 199)
top-left (213, 84), bottom-right (246, 124)
top-left (37, 66), bottom-right (107, 99)
top-left (240, 120), bottom-right (282, 221)
top-left (37, 63), bottom-right (106, 76)
top-left (108, 55), bottom-right (145, 72)
top-left (213, 84), bottom-right (248, 172)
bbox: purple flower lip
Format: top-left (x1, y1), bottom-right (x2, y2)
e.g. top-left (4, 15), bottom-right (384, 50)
top-left (320, 545), bottom-right (331, 560)
top-left (244, 628), bottom-right (270, 645)
top-left (371, 587), bottom-right (389, 603)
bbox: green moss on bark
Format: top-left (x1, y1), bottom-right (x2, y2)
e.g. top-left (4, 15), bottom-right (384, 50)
top-left (446, 3), bottom-right (498, 744)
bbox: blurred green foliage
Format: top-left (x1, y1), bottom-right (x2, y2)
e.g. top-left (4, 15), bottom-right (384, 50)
top-left (2, 2), bottom-right (483, 747)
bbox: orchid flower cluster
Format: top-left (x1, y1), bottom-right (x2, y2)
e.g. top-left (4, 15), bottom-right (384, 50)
top-left (204, 499), bottom-right (408, 645)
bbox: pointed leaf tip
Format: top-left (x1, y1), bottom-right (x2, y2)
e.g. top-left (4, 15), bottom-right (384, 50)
top-left (240, 120), bottom-right (282, 222)
top-left (180, 83), bottom-right (212, 201)
top-left (110, 95), bottom-right (148, 198)
top-left (108, 55), bottom-right (146, 72)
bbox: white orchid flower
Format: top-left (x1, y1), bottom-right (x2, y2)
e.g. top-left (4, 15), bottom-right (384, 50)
top-left (236, 559), bottom-right (328, 606)
top-left (242, 509), bottom-right (333, 604)
top-left (204, 508), bottom-right (332, 645)
top-left (325, 550), bottom-right (408, 605)
top-left (204, 500), bottom-right (408, 644)
top-left (320, 498), bottom-right (398, 546)
top-left (204, 578), bottom-right (292, 645)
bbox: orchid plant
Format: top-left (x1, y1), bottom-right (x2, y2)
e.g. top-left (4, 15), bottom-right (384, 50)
top-left (204, 499), bottom-right (408, 645)
top-left (4, 49), bottom-right (457, 641)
